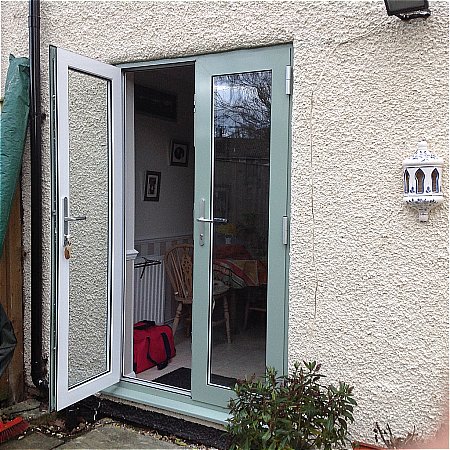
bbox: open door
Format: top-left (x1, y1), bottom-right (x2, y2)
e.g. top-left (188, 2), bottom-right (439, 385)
top-left (50, 47), bottom-right (123, 410)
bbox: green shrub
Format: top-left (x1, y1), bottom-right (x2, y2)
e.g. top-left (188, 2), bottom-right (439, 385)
top-left (227, 361), bottom-right (357, 450)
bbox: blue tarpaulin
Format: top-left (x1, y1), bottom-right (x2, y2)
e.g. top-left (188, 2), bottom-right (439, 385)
top-left (0, 55), bottom-right (30, 257)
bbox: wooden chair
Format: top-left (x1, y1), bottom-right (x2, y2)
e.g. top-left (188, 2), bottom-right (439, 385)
top-left (164, 244), bottom-right (231, 343)
top-left (212, 267), bottom-right (232, 344)
top-left (243, 286), bottom-right (267, 330)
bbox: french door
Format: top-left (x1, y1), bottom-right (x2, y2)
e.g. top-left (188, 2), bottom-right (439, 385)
top-left (51, 45), bottom-right (290, 411)
top-left (192, 46), bottom-right (291, 406)
top-left (50, 47), bottom-right (123, 410)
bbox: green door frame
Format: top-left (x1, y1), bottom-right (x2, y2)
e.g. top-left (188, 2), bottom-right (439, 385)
top-left (192, 45), bottom-right (292, 407)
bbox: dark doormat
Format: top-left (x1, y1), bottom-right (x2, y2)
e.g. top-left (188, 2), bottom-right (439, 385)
top-left (153, 367), bottom-right (237, 390)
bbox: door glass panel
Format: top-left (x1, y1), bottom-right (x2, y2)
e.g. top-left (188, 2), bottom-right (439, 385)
top-left (67, 69), bottom-right (110, 388)
top-left (210, 71), bottom-right (271, 386)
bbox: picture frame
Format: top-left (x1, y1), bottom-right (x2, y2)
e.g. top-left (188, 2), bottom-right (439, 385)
top-left (135, 85), bottom-right (177, 121)
top-left (144, 171), bottom-right (161, 202)
top-left (170, 141), bottom-right (189, 167)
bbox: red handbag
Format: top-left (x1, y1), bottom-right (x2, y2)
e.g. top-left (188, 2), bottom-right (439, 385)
top-left (133, 320), bottom-right (176, 374)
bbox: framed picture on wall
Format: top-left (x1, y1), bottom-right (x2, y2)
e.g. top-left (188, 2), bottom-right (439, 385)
top-left (144, 171), bottom-right (161, 201)
top-left (170, 141), bottom-right (189, 167)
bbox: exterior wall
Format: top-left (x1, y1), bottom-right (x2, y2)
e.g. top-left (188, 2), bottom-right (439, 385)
top-left (1, 0), bottom-right (448, 442)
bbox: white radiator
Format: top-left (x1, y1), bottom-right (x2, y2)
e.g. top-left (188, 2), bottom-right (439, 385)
top-left (133, 255), bottom-right (165, 324)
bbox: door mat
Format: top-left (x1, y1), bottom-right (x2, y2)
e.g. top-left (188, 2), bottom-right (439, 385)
top-left (153, 367), bottom-right (236, 390)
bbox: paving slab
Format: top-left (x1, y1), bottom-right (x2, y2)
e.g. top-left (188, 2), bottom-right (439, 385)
top-left (0, 399), bottom-right (46, 422)
top-left (1, 401), bottom-right (197, 449)
top-left (58, 423), bottom-right (184, 449)
top-left (0, 431), bottom-right (63, 449)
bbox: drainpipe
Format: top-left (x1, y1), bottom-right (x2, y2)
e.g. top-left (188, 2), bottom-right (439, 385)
top-left (29, 0), bottom-right (47, 393)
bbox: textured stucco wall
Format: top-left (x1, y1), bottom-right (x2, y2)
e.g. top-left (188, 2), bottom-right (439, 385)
top-left (1, 0), bottom-right (448, 442)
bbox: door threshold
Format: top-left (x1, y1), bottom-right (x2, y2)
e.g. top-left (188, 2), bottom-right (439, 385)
top-left (83, 394), bottom-right (229, 449)
top-left (121, 373), bottom-right (191, 397)
top-left (102, 379), bottom-right (230, 426)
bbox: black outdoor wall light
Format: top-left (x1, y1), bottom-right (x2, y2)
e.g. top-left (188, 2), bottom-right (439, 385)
top-left (384, 0), bottom-right (431, 20)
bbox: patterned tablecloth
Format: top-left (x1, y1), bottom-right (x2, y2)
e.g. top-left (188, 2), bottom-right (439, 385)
top-left (213, 258), bottom-right (267, 288)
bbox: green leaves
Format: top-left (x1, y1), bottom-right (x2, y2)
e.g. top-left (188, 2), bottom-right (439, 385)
top-left (226, 361), bottom-right (357, 450)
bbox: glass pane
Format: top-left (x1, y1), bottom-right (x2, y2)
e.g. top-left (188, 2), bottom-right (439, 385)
top-left (67, 69), bottom-right (110, 388)
top-left (210, 71), bottom-right (271, 386)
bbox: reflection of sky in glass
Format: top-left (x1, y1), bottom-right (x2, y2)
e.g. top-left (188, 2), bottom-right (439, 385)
top-left (211, 71), bottom-right (272, 385)
top-left (213, 72), bottom-right (271, 139)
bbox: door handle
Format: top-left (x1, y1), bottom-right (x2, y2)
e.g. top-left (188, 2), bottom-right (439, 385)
top-left (64, 215), bottom-right (87, 222)
top-left (196, 217), bottom-right (227, 224)
top-left (196, 198), bottom-right (227, 246)
top-left (63, 197), bottom-right (87, 243)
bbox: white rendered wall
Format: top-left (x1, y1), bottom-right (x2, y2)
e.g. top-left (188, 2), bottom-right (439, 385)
top-left (1, 0), bottom-right (448, 442)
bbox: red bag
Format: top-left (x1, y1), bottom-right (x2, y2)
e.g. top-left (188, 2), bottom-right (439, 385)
top-left (133, 320), bottom-right (176, 373)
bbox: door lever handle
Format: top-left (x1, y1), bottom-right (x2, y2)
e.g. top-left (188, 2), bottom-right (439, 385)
top-left (197, 198), bottom-right (228, 246)
top-left (64, 215), bottom-right (87, 222)
top-left (196, 217), bottom-right (227, 224)
top-left (63, 197), bottom-right (87, 240)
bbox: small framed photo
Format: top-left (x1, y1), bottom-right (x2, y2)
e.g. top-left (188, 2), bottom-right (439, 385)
top-left (144, 171), bottom-right (161, 202)
top-left (170, 141), bottom-right (189, 167)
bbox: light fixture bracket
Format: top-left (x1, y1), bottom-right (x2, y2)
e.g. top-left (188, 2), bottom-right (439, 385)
top-left (396, 9), bottom-right (431, 20)
top-left (384, 0), bottom-right (431, 20)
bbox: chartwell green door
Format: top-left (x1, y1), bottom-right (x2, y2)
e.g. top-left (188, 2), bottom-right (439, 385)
top-left (192, 45), bottom-right (291, 406)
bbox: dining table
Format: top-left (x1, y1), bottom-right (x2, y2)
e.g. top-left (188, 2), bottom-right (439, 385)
top-left (212, 245), bottom-right (267, 333)
top-left (212, 258), bottom-right (267, 289)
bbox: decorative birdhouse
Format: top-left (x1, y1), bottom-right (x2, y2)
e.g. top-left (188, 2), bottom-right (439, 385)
top-left (403, 140), bottom-right (444, 222)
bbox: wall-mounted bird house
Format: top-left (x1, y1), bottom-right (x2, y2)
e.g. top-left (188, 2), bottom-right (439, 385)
top-left (403, 141), bottom-right (444, 222)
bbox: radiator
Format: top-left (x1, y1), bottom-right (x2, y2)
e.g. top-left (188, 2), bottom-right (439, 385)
top-left (133, 255), bottom-right (165, 324)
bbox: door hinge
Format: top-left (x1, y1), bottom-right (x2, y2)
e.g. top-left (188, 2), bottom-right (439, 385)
top-left (285, 66), bottom-right (292, 95)
top-left (282, 215), bottom-right (289, 245)
top-left (193, 93), bottom-right (196, 113)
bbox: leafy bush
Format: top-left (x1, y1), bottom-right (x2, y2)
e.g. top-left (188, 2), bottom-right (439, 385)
top-left (227, 361), bottom-right (357, 450)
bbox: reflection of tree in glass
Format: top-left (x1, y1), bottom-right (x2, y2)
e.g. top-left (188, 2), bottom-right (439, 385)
top-left (214, 72), bottom-right (271, 140)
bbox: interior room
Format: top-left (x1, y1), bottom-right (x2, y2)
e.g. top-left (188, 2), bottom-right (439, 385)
top-left (131, 64), bottom-right (269, 391)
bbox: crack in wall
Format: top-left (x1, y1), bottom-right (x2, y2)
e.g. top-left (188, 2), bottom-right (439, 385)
top-left (307, 23), bottom-right (393, 318)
